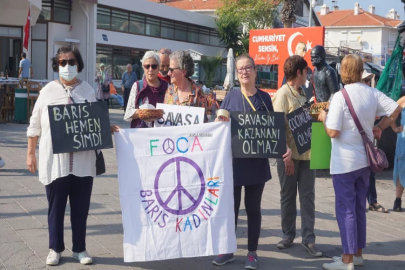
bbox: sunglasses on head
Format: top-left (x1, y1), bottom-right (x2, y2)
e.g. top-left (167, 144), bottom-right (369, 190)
top-left (143, 64), bottom-right (158, 70)
top-left (59, 58), bottom-right (77, 67)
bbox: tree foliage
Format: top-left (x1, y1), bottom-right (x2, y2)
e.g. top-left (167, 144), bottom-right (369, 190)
top-left (216, 0), bottom-right (280, 56)
top-left (199, 55), bottom-right (223, 88)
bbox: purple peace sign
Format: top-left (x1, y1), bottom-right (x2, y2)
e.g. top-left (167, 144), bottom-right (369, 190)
top-left (154, 157), bottom-right (205, 215)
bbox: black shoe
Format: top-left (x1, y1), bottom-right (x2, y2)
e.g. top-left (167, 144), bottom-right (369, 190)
top-left (393, 197), bottom-right (402, 212)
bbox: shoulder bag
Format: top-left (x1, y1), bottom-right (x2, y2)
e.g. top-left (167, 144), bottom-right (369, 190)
top-left (341, 88), bottom-right (388, 173)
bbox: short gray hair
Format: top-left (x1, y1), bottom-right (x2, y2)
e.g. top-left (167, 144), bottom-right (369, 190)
top-left (170, 50), bottom-right (194, 78)
top-left (141, 51), bottom-right (160, 66)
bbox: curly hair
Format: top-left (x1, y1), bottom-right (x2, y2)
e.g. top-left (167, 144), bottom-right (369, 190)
top-left (170, 50), bottom-right (194, 78)
top-left (51, 46), bottom-right (84, 73)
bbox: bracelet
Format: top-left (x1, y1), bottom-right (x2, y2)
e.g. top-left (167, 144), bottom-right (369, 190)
top-left (377, 123), bottom-right (383, 130)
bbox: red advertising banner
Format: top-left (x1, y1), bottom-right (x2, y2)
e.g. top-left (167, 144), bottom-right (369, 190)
top-left (249, 27), bottom-right (325, 92)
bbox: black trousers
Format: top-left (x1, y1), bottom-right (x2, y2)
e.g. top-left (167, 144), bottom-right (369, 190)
top-left (234, 183), bottom-right (265, 251)
top-left (123, 87), bottom-right (131, 112)
top-left (367, 171), bottom-right (377, 205)
top-left (45, 174), bottom-right (93, 253)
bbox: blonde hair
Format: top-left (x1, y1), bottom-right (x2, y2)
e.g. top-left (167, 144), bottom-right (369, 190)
top-left (341, 54), bottom-right (364, 85)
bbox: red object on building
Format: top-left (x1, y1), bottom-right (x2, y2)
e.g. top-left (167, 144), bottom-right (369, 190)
top-left (23, 7), bottom-right (30, 50)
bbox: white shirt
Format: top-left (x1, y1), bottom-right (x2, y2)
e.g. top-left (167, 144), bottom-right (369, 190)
top-left (123, 81), bottom-right (152, 127)
top-left (325, 83), bottom-right (398, 174)
top-left (27, 81), bottom-right (97, 185)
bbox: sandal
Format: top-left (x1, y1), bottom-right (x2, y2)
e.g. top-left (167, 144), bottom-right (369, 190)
top-left (369, 203), bottom-right (389, 213)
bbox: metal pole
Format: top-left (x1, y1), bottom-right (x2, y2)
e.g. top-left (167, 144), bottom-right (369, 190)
top-left (309, 0), bottom-right (313, 27)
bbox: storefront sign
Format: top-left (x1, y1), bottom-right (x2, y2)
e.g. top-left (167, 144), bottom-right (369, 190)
top-left (154, 103), bottom-right (205, 127)
top-left (115, 122), bottom-right (236, 262)
top-left (230, 111), bottom-right (286, 158)
top-left (286, 107), bottom-right (312, 155)
top-left (48, 102), bottom-right (113, 154)
top-left (249, 27), bottom-right (325, 89)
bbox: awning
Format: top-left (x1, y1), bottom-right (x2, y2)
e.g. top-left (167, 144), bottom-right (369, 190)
top-left (0, 0), bottom-right (42, 27)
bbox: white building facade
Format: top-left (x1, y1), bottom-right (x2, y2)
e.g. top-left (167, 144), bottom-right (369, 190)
top-left (317, 3), bottom-right (401, 67)
top-left (0, 0), bottom-right (225, 88)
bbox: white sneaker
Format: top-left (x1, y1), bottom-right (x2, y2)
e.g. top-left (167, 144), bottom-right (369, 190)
top-left (333, 254), bottom-right (363, 266)
top-left (72, 250), bottom-right (93, 265)
top-left (46, 249), bottom-right (61, 265)
top-left (0, 158), bottom-right (5, 168)
top-left (323, 257), bottom-right (354, 270)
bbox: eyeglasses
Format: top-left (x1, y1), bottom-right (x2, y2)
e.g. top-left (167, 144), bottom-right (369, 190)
top-left (168, 67), bottom-right (180, 73)
top-left (236, 66), bottom-right (254, 74)
top-left (59, 58), bottom-right (77, 67)
top-left (143, 64), bottom-right (158, 70)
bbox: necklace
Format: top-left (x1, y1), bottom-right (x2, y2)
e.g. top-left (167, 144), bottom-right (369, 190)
top-left (241, 88), bottom-right (270, 113)
top-left (286, 83), bottom-right (306, 108)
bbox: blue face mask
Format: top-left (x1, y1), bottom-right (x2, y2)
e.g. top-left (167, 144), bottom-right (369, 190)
top-left (59, 65), bottom-right (78, 81)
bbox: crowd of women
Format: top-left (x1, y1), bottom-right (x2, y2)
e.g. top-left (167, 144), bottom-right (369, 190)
top-left (25, 45), bottom-right (405, 270)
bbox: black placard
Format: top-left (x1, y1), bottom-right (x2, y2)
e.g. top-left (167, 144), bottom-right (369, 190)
top-left (48, 101), bottom-right (113, 154)
top-left (286, 107), bottom-right (312, 155)
top-left (230, 111), bottom-right (286, 158)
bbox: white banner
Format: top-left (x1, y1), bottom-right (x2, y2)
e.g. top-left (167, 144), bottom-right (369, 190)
top-left (154, 103), bottom-right (205, 127)
top-left (115, 122), bottom-right (236, 262)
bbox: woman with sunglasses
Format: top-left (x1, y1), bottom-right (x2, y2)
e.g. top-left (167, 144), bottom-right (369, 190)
top-left (163, 50), bottom-right (208, 119)
top-left (124, 51), bottom-right (168, 127)
top-left (213, 54), bottom-right (292, 270)
top-left (26, 46), bottom-right (111, 266)
top-left (95, 63), bottom-right (112, 106)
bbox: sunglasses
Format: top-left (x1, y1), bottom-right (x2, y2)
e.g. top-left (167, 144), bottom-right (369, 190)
top-left (59, 58), bottom-right (77, 67)
top-left (143, 64), bottom-right (158, 70)
top-left (168, 67), bottom-right (180, 73)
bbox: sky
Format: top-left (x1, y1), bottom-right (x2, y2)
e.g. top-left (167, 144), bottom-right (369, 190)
top-left (314, 0), bottom-right (404, 20)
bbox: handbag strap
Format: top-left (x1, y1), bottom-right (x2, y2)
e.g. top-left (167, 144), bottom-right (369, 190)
top-left (341, 88), bottom-right (366, 136)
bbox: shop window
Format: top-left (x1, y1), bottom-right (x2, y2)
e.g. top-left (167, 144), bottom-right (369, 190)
top-left (39, 0), bottom-right (71, 24)
top-left (175, 23), bottom-right (187, 41)
top-left (97, 7), bottom-right (111, 30)
top-left (145, 18), bottom-right (160, 37)
top-left (129, 14), bottom-right (145, 35)
top-left (112, 55), bottom-right (132, 79)
top-left (112, 10), bottom-right (129, 32)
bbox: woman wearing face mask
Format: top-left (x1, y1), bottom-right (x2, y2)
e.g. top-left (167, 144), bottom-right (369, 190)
top-left (26, 46), bottom-right (114, 266)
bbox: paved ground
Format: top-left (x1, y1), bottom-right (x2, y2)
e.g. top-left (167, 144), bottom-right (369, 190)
top-left (0, 109), bottom-right (404, 270)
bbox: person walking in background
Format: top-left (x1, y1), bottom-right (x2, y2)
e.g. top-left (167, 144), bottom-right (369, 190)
top-left (272, 55), bottom-right (322, 257)
top-left (391, 95), bottom-right (405, 212)
top-left (361, 70), bottom-right (389, 213)
top-left (19, 52), bottom-right (33, 79)
top-left (95, 63), bottom-right (112, 107)
top-left (109, 82), bottom-right (124, 108)
top-left (319, 54), bottom-right (401, 270)
top-left (121, 64), bottom-right (137, 112)
top-left (158, 48), bottom-right (171, 83)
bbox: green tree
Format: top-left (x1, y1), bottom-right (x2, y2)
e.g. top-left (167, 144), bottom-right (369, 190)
top-left (216, 0), bottom-right (280, 56)
top-left (200, 55), bottom-right (223, 88)
top-left (281, 0), bottom-right (296, 28)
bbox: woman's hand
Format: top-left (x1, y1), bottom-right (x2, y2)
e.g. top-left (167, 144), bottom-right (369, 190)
top-left (214, 116), bottom-right (230, 122)
top-left (372, 125), bottom-right (382, 140)
top-left (318, 109), bottom-right (327, 122)
top-left (110, 125), bottom-right (120, 134)
top-left (27, 154), bottom-right (37, 174)
top-left (285, 159), bottom-right (294, 176)
top-left (282, 147), bottom-right (292, 164)
top-left (393, 125), bottom-right (403, 134)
